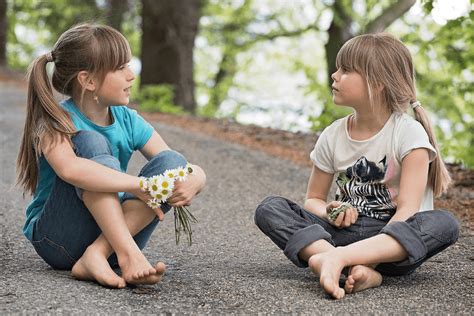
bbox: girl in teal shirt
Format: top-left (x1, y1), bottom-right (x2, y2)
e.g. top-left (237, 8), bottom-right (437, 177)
top-left (17, 23), bottom-right (206, 288)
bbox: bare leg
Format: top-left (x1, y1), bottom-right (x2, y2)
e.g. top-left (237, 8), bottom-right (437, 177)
top-left (309, 234), bottom-right (407, 299)
top-left (298, 239), bottom-right (335, 262)
top-left (72, 192), bottom-right (164, 287)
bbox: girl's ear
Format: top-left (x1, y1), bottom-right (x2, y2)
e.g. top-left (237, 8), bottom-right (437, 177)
top-left (76, 71), bottom-right (97, 92)
top-left (375, 83), bottom-right (385, 94)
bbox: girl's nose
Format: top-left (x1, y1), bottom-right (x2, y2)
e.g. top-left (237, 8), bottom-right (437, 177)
top-left (331, 70), bottom-right (338, 81)
top-left (127, 68), bottom-right (135, 81)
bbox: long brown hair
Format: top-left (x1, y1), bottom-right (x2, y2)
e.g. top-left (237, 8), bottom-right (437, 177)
top-left (336, 33), bottom-right (451, 196)
top-left (16, 23), bottom-right (132, 195)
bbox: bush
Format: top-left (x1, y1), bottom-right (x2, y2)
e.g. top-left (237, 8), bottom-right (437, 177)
top-left (135, 84), bottom-right (185, 114)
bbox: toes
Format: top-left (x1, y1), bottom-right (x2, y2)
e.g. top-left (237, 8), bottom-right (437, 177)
top-left (155, 262), bottom-right (166, 275)
top-left (334, 288), bottom-right (345, 299)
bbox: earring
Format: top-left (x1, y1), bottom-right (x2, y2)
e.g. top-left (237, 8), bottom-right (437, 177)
top-left (93, 93), bottom-right (99, 104)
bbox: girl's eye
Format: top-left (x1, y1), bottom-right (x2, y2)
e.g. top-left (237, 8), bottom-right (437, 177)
top-left (118, 64), bottom-right (129, 70)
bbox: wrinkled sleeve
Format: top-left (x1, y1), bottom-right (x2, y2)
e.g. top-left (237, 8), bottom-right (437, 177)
top-left (310, 128), bottom-right (335, 174)
top-left (398, 119), bottom-right (436, 162)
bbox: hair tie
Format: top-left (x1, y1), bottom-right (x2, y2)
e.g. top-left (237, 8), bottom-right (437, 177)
top-left (410, 100), bottom-right (421, 110)
top-left (46, 51), bottom-right (54, 63)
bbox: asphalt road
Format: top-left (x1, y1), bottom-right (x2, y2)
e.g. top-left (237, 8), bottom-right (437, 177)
top-left (1, 82), bottom-right (472, 314)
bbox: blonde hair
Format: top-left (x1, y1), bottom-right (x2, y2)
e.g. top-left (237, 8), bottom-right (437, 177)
top-left (16, 23), bottom-right (132, 195)
top-left (336, 33), bottom-right (451, 196)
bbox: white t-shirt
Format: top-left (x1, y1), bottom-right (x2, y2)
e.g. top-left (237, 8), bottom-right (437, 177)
top-left (310, 112), bottom-right (437, 221)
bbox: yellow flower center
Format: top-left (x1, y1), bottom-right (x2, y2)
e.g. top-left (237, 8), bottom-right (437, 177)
top-left (162, 181), bottom-right (169, 188)
top-left (152, 184), bottom-right (158, 191)
top-left (162, 189), bottom-right (169, 195)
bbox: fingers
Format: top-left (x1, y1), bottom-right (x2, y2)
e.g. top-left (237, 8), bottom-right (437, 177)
top-left (154, 208), bottom-right (165, 221)
top-left (352, 208), bottom-right (358, 224)
top-left (334, 212), bottom-right (345, 227)
top-left (343, 210), bottom-right (352, 227)
top-left (332, 207), bottom-right (358, 228)
top-left (326, 201), bottom-right (342, 213)
top-left (167, 188), bottom-right (192, 206)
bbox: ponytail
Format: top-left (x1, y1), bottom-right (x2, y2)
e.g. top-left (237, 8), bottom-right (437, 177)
top-left (411, 101), bottom-right (451, 197)
top-left (16, 53), bottom-right (76, 195)
top-left (17, 24), bottom-right (132, 195)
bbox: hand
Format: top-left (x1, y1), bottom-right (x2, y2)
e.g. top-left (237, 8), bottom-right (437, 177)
top-left (130, 178), bottom-right (166, 221)
top-left (326, 201), bottom-right (358, 229)
top-left (167, 175), bottom-right (200, 207)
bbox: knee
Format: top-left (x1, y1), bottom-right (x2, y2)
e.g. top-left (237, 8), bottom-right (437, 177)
top-left (140, 150), bottom-right (188, 177)
top-left (419, 210), bottom-right (460, 245)
top-left (254, 196), bottom-right (285, 228)
top-left (72, 130), bottom-right (112, 159)
top-left (437, 210), bottom-right (460, 244)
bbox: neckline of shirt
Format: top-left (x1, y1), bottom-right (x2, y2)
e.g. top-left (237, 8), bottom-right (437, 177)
top-left (344, 112), bottom-right (395, 143)
top-left (64, 98), bottom-right (118, 130)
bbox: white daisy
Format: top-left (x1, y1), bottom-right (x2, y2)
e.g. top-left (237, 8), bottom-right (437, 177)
top-left (139, 177), bottom-right (148, 192)
top-left (149, 175), bottom-right (165, 197)
top-left (147, 198), bottom-right (161, 209)
top-left (159, 177), bottom-right (174, 193)
top-left (176, 167), bottom-right (187, 181)
top-left (164, 169), bottom-right (177, 180)
top-left (186, 163), bottom-right (193, 174)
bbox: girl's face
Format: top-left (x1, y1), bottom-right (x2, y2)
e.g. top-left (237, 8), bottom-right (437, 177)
top-left (331, 67), bottom-right (370, 108)
top-left (96, 63), bottom-right (135, 106)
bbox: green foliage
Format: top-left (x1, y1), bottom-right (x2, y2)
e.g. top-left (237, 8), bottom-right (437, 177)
top-left (135, 84), bottom-right (185, 114)
top-left (119, 0), bottom-right (142, 56)
top-left (5, 0), bottom-right (473, 167)
top-left (6, 0), bottom-right (142, 69)
top-left (401, 12), bottom-right (474, 167)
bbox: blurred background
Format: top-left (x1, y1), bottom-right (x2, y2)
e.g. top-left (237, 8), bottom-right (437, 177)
top-left (1, 0), bottom-right (472, 167)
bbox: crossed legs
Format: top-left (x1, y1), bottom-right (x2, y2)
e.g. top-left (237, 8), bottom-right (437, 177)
top-left (255, 196), bottom-right (459, 299)
top-left (72, 195), bottom-right (165, 287)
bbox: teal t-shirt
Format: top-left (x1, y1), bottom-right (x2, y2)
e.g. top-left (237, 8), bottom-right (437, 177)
top-left (23, 98), bottom-right (154, 240)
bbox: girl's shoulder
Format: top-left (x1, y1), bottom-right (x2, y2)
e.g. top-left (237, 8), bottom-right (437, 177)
top-left (322, 115), bottom-right (349, 135)
top-left (110, 105), bottom-right (143, 123)
top-left (392, 112), bottom-right (426, 134)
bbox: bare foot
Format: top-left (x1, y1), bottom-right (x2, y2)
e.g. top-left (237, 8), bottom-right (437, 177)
top-left (344, 265), bottom-right (382, 294)
top-left (308, 253), bottom-right (345, 300)
top-left (119, 251), bottom-right (166, 285)
top-left (72, 247), bottom-right (126, 288)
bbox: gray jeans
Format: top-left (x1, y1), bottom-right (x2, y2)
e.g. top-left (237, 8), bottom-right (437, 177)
top-left (254, 196), bottom-right (459, 276)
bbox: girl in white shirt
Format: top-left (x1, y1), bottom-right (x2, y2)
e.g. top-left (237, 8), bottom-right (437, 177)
top-left (255, 33), bottom-right (459, 299)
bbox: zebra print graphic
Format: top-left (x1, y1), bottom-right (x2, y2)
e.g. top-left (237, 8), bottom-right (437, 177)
top-left (335, 156), bottom-right (396, 221)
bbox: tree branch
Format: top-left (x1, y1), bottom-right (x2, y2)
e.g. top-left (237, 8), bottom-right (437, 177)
top-left (365, 0), bottom-right (416, 33)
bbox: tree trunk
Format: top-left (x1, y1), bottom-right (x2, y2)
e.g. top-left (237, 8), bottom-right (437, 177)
top-left (140, 0), bottom-right (201, 113)
top-left (0, 0), bottom-right (7, 66)
top-left (106, 0), bottom-right (128, 32)
top-left (324, 0), bottom-right (353, 90)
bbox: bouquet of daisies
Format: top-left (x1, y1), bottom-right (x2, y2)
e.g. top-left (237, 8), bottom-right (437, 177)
top-left (139, 163), bottom-right (197, 246)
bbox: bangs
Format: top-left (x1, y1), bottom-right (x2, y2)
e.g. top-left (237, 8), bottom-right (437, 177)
top-left (335, 35), bottom-right (373, 75)
top-left (91, 26), bottom-right (131, 77)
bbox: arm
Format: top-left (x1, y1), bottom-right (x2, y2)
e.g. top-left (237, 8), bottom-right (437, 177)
top-left (388, 148), bottom-right (430, 223)
top-left (43, 134), bottom-right (141, 195)
top-left (304, 165), bottom-right (358, 228)
top-left (139, 130), bottom-right (206, 207)
top-left (139, 130), bottom-right (170, 160)
top-left (304, 165), bottom-right (333, 218)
